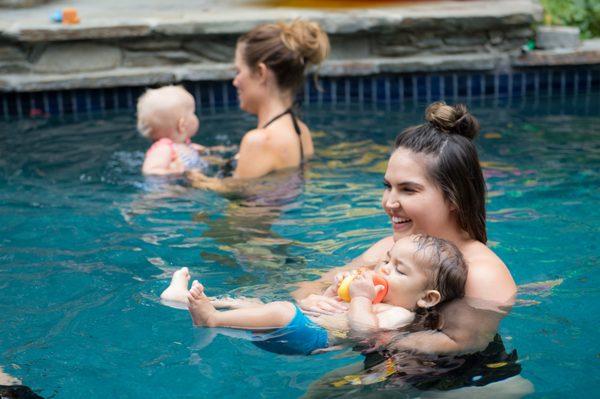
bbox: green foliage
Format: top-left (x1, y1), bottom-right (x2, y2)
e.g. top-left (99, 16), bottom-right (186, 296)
top-left (540, 0), bottom-right (600, 38)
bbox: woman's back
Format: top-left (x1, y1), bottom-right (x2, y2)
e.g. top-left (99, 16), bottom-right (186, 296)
top-left (263, 115), bottom-right (313, 169)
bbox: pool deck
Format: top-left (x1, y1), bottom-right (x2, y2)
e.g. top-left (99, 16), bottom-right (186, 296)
top-left (0, 0), bottom-right (597, 92)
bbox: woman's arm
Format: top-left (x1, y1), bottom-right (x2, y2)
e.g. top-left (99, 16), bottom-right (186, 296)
top-left (186, 129), bottom-right (277, 191)
top-left (291, 236), bottom-right (393, 302)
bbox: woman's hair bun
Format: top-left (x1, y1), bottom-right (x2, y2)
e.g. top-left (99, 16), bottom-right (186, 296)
top-left (425, 102), bottom-right (480, 140)
top-left (278, 19), bottom-right (330, 66)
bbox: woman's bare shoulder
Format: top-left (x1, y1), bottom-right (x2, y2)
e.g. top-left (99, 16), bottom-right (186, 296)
top-left (240, 128), bottom-right (269, 146)
top-left (462, 241), bottom-right (517, 303)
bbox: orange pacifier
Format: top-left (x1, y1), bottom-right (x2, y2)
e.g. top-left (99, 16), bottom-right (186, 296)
top-left (337, 271), bottom-right (388, 304)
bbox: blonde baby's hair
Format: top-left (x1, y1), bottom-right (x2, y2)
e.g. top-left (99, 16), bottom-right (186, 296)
top-left (136, 85), bottom-right (195, 140)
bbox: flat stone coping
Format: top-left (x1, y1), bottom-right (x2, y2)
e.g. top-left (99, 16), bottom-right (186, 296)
top-left (514, 39), bottom-right (600, 67)
top-left (0, 0), bottom-right (541, 42)
top-left (0, 53), bottom-right (508, 91)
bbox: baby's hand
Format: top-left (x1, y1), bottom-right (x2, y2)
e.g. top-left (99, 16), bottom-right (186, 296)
top-left (349, 272), bottom-right (377, 301)
top-left (333, 270), bottom-right (352, 286)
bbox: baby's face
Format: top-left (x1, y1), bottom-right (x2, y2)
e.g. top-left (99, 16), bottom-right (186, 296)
top-left (179, 94), bottom-right (199, 141)
top-left (137, 88), bottom-right (199, 142)
top-left (373, 237), bottom-right (430, 310)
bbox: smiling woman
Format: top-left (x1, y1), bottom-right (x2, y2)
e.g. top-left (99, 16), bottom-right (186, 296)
top-left (294, 101), bottom-right (516, 355)
top-left (187, 20), bottom-right (330, 190)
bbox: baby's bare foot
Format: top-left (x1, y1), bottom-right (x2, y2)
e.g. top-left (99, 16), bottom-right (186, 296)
top-left (188, 280), bottom-right (218, 327)
top-left (160, 267), bottom-right (191, 303)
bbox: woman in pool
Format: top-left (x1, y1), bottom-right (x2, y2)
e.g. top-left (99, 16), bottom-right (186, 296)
top-left (187, 19), bottom-right (330, 190)
top-left (294, 101), bottom-right (517, 355)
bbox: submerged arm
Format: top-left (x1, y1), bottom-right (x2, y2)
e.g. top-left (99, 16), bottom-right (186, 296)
top-left (291, 236), bottom-right (393, 302)
top-left (186, 130), bottom-right (276, 192)
top-left (389, 297), bottom-right (509, 355)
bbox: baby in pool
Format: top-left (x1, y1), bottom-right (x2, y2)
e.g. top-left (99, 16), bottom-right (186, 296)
top-left (162, 234), bottom-right (468, 355)
top-left (137, 85), bottom-right (208, 175)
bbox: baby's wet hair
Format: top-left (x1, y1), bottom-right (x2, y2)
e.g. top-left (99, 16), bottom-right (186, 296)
top-left (412, 234), bottom-right (468, 304)
top-left (136, 85), bottom-right (193, 140)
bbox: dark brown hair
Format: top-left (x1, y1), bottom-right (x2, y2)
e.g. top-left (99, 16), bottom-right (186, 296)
top-left (394, 102), bottom-right (487, 243)
top-left (238, 19), bottom-right (330, 95)
top-left (413, 234), bottom-right (468, 303)
top-left (411, 234), bottom-right (468, 331)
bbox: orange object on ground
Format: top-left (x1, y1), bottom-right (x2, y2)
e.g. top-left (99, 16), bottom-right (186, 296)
top-left (62, 8), bottom-right (80, 24)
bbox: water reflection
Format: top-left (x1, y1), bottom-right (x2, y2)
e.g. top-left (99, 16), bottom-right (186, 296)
top-left (195, 169), bottom-right (305, 283)
top-left (303, 297), bottom-right (531, 398)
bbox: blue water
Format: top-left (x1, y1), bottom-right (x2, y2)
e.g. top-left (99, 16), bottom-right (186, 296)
top-left (0, 94), bottom-right (598, 397)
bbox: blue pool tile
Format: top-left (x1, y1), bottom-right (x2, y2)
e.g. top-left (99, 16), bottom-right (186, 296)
top-left (103, 88), bottom-right (115, 111)
top-left (28, 92), bottom-right (42, 116)
top-left (213, 83), bottom-right (225, 107)
top-left (485, 74), bottom-right (497, 97)
top-left (200, 84), bottom-right (212, 111)
top-left (19, 93), bottom-right (31, 118)
top-left (442, 75), bottom-right (453, 98)
top-left (314, 78), bottom-right (328, 104)
top-left (3, 93), bottom-right (17, 116)
top-left (512, 73), bottom-right (523, 97)
top-left (374, 76), bottom-right (386, 102)
top-left (227, 82), bottom-right (238, 106)
top-left (498, 74), bottom-right (510, 97)
top-left (415, 75), bottom-right (426, 101)
top-left (429, 75), bottom-right (441, 99)
top-left (457, 75), bottom-right (468, 97)
top-left (1, 66), bottom-right (599, 118)
top-left (91, 89), bottom-right (103, 112)
top-left (117, 89), bottom-right (129, 111)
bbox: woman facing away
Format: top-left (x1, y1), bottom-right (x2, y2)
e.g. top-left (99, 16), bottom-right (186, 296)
top-left (188, 19), bottom-right (330, 191)
top-left (293, 101), bottom-right (517, 355)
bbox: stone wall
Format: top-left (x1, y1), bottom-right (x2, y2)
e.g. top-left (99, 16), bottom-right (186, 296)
top-left (0, 2), bottom-right (545, 91)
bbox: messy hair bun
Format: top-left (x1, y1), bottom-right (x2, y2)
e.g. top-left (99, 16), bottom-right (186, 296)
top-left (239, 19), bottom-right (330, 94)
top-left (394, 102), bottom-right (487, 244)
top-left (278, 19), bottom-right (330, 66)
top-left (425, 102), bottom-right (480, 140)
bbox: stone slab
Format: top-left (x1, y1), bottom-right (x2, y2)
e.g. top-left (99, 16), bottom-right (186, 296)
top-left (0, 53), bottom-right (507, 92)
top-left (0, 1), bottom-right (542, 42)
top-left (536, 26), bottom-right (581, 50)
top-left (32, 43), bottom-right (122, 73)
top-left (513, 39), bottom-right (600, 67)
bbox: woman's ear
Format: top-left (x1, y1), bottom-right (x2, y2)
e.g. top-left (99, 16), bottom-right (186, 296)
top-left (416, 290), bottom-right (441, 309)
top-left (256, 62), bottom-right (269, 84)
top-left (447, 199), bottom-right (458, 212)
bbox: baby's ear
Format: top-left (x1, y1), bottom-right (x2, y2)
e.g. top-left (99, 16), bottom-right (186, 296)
top-left (416, 290), bottom-right (441, 309)
top-left (176, 117), bottom-right (186, 134)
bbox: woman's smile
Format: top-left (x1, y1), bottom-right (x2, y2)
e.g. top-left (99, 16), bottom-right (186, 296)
top-left (390, 215), bottom-right (413, 232)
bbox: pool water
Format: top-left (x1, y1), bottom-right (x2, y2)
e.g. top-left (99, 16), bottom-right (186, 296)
top-left (0, 94), bottom-right (598, 397)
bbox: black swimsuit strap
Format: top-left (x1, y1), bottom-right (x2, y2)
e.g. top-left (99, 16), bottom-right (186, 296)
top-left (262, 108), bottom-right (304, 161)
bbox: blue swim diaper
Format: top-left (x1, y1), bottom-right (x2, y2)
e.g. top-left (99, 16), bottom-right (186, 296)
top-left (252, 305), bottom-right (328, 355)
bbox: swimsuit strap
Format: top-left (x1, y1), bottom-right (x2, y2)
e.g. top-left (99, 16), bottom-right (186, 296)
top-left (262, 108), bottom-right (304, 161)
top-left (148, 137), bottom-right (177, 162)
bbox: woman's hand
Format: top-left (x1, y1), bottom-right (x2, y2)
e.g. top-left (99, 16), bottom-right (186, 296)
top-left (189, 143), bottom-right (207, 153)
top-left (186, 169), bottom-right (209, 182)
top-left (298, 294), bottom-right (348, 317)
